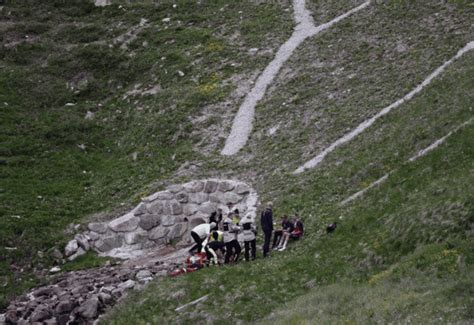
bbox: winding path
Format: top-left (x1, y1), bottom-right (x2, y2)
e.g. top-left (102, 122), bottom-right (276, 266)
top-left (221, 0), bottom-right (370, 156)
top-left (294, 41), bottom-right (474, 174)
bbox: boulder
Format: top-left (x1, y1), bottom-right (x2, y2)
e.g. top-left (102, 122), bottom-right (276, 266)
top-left (175, 192), bottom-right (188, 203)
top-left (235, 183), bottom-right (251, 195)
top-left (218, 181), bottom-right (235, 192)
top-left (57, 314), bottom-right (70, 325)
top-left (183, 204), bottom-right (199, 216)
top-left (55, 301), bottom-right (75, 314)
top-left (223, 192), bottom-right (243, 204)
top-left (188, 192), bottom-right (208, 204)
top-left (31, 306), bottom-right (52, 323)
top-left (108, 213), bottom-right (139, 232)
top-left (183, 180), bottom-right (204, 193)
top-left (135, 270), bottom-right (153, 284)
top-left (74, 233), bottom-right (90, 251)
top-left (146, 201), bottom-right (163, 215)
top-left (199, 202), bottom-right (217, 215)
top-left (138, 214), bottom-right (161, 231)
top-left (143, 192), bottom-right (160, 202)
top-left (67, 247), bottom-right (86, 261)
top-left (4, 310), bottom-right (18, 323)
top-left (167, 184), bottom-right (184, 193)
top-left (64, 240), bottom-right (78, 257)
top-left (203, 180), bottom-right (218, 193)
top-left (168, 223), bottom-right (187, 239)
top-left (148, 227), bottom-right (169, 240)
top-left (124, 230), bottom-right (148, 245)
top-left (155, 191), bottom-right (174, 200)
top-left (77, 297), bottom-right (99, 319)
top-left (87, 231), bottom-right (100, 241)
top-left (132, 202), bottom-right (147, 216)
top-left (170, 200), bottom-right (183, 215)
top-left (118, 280), bottom-right (135, 290)
top-left (98, 292), bottom-right (113, 305)
top-left (94, 236), bottom-right (123, 252)
top-left (160, 215), bottom-right (175, 227)
top-left (190, 216), bottom-right (207, 227)
top-left (44, 317), bottom-right (58, 325)
top-left (88, 222), bottom-right (108, 234)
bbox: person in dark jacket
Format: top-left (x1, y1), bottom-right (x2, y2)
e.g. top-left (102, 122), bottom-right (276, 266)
top-left (260, 202), bottom-right (274, 258)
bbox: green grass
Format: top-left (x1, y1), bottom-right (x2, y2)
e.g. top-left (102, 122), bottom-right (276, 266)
top-left (102, 1), bottom-right (473, 322)
top-left (0, 0), bottom-right (292, 310)
top-left (1, 0), bottom-right (472, 322)
top-left (104, 121), bottom-right (474, 323)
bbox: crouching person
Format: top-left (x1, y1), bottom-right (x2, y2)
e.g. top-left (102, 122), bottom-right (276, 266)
top-left (208, 230), bottom-right (226, 264)
top-left (189, 222), bottom-right (216, 255)
top-left (240, 213), bottom-right (257, 261)
top-left (223, 215), bottom-right (241, 263)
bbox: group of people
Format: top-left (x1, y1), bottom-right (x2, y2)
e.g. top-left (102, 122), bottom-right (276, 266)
top-left (189, 202), bottom-right (304, 265)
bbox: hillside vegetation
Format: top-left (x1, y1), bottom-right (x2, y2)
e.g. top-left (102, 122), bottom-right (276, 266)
top-left (0, 0), bottom-right (293, 309)
top-left (1, 0), bottom-right (473, 323)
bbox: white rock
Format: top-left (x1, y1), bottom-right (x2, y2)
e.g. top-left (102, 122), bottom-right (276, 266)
top-left (183, 180), bottom-right (204, 193)
top-left (188, 192), bottom-right (208, 204)
top-left (88, 222), bottom-right (108, 234)
top-left (49, 266), bottom-right (61, 273)
top-left (161, 215), bottom-right (176, 227)
top-left (162, 17), bottom-right (171, 23)
top-left (124, 230), bottom-right (148, 245)
top-left (235, 183), bottom-right (250, 194)
top-left (223, 192), bottom-right (242, 204)
top-left (148, 227), bottom-right (169, 240)
top-left (64, 239), bottom-right (78, 257)
top-left (109, 212), bottom-right (139, 232)
top-left (183, 204), bottom-right (199, 216)
top-left (85, 111), bottom-right (95, 120)
top-left (119, 280), bottom-right (136, 290)
top-left (74, 233), bottom-right (90, 251)
top-left (218, 181), bottom-right (235, 192)
top-left (67, 247), bottom-right (86, 261)
top-left (199, 202), bottom-right (217, 214)
top-left (156, 191), bottom-right (175, 200)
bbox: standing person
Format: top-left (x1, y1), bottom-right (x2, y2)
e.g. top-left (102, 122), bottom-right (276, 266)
top-left (260, 202), bottom-right (273, 258)
top-left (209, 211), bottom-right (219, 230)
top-left (216, 208), bottom-right (224, 229)
top-left (189, 222), bottom-right (216, 254)
top-left (240, 213), bottom-right (257, 261)
top-left (222, 215), bottom-right (241, 263)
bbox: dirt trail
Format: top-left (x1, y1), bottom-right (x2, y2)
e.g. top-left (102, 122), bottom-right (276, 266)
top-left (294, 41), bottom-right (474, 174)
top-left (221, 0), bottom-right (370, 156)
top-left (340, 118), bottom-right (473, 205)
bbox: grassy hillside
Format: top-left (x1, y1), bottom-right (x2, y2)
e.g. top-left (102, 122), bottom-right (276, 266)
top-left (104, 60), bottom-right (474, 323)
top-left (103, 0), bottom-right (473, 323)
top-left (0, 0), bottom-right (293, 309)
top-left (1, 0), bottom-right (472, 323)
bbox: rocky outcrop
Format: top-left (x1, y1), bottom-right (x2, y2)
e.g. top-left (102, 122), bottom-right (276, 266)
top-left (1, 249), bottom-right (185, 325)
top-left (63, 179), bottom-right (258, 260)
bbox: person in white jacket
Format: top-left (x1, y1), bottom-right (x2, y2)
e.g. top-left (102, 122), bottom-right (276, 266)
top-left (189, 222), bottom-right (216, 254)
top-left (240, 214), bottom-right (257, 261)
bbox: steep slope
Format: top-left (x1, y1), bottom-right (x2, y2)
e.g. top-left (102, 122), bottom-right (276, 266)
top-left (103, 0), bottom-right (473, 323)
top-left (1, 0), bottom-right (473, 323)
top-left (0, 0), bottom-right (293, 310)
